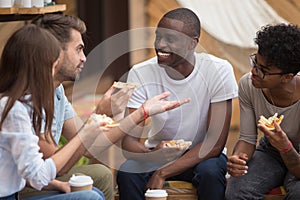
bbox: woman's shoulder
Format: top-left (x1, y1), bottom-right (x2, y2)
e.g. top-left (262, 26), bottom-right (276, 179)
top-left (0, 97), bottom-right (29, 116)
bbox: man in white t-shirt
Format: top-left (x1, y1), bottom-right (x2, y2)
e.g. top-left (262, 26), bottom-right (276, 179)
top-left (117, 8), bottom-right (238, 200)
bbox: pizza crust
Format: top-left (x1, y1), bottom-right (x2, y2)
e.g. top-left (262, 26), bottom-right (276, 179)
top-left (113, 81), bottom-right (140, 89)
top-left (166, 139), bottom-right (192, 148)
top-left (258, 113), bottom-right (284, 130)
top-left (87, 113), bottom-right (120, 128)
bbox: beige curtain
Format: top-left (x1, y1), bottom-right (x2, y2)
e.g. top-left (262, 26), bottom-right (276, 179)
top-left (177, 0), bottom-right (287, 48)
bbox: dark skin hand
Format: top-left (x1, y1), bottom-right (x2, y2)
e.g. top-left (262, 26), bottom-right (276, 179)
top-left (258, 121), bottom-right (290, 151)
top-left (146, 100), bottom-right (232, 189)
top-left (227, 149), bottom-right (249, 177)
top-left (258, 121), bottom-right (300, 178)
top-left (228, 120), bottom-right (300, 179)
top-left (227, 120), bottom-right (290, 177)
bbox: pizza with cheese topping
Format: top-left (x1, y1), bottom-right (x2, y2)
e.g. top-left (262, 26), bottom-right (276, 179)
top-left (87, 113), bottom-right (120, 128)
top-left (166, 139), bottom-right (192, 148)
top-left (113, 81), bottom-right (140, 89)
top-left (258, 113), bottom-right (284, 130)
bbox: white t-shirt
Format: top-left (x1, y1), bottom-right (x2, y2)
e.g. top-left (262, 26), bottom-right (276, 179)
top-left (127, 53), bottom-right (238, 148)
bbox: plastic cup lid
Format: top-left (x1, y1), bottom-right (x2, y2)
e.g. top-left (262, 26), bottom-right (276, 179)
top-left (68, 174), bottom-right (93, 187)
top-left (145, 189), bottom-right (168, 197)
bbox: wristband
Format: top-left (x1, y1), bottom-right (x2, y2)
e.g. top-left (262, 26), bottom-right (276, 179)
top-left (141, 104), bottom-right (148, 121)
top-left (279, 141), bottom-right (293, 154)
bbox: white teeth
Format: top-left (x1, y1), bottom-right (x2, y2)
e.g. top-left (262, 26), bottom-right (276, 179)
top-left (158, 52), bottom-right (170, 57)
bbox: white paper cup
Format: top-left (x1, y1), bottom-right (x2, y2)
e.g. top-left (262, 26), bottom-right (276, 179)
top-left (0, 0), bottom-right (12, 7)
top-left (145, 189), bottom-right (168, 200)
top-left (69, 175), bottom-right (94, 192)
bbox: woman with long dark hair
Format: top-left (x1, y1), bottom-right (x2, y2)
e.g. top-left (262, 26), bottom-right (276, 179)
top-left (0, 24), bottom-right (104, 200)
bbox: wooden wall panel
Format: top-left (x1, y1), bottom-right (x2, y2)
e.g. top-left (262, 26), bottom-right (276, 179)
top-left (265, 0), bottom-right (300, 25)
top-left (56, 0), bottom-right (76, 16)
top-left (0, 21), bottom-right (24, 54)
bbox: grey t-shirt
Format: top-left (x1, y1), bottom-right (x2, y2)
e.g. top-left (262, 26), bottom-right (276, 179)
top-left (239, 72), bottom-right (300, 151)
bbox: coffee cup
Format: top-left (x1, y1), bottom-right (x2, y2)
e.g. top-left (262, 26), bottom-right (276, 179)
top-left (145, 189), bottom-right (168, 200)
top-left (69, 174), bottom-right (93, 192)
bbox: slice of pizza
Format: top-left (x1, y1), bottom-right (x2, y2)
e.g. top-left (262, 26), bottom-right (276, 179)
top-left (113, 81), bottom-right (140, 89)
top-left (258, 113), bottom-right (284, 130)
top-left (166, 139), bottom-right (192, 148)
top-left (87, 113), bottom-right (120, 128)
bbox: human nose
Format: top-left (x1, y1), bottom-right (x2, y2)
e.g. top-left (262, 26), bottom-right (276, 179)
top-left (251, 65), bottom-right (264, 79)
top-left (251, 65), bottom-right (258, 74)
top-left (250, 63), bottom-right (260, 75)
top-left (80, 51), bottom-right (86, 63)
top-left (155, 37), bottom-right (168, 48)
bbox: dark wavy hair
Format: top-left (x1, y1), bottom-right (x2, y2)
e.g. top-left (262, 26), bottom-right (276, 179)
top-left (32, 14), bottom-right (86, 50)
top-left (255, 23), bottom-right (300, 75)
top-left (0, 24), bottom-right (61, 141)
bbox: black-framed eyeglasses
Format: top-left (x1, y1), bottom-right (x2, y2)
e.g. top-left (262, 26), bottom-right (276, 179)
top-left (249, 53), bottom-right (286, 79)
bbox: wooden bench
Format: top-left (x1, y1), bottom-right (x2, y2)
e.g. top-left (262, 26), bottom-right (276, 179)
top-left (115, 181), bottom-right (285, 200)
top-left (164, 181), bottom-right (285, 200)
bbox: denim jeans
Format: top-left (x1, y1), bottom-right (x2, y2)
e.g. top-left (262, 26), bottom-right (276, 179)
top-left (0, 193), bottom-right (18, 200)
top-left (24, 187), bottom-right (105, 200)
top-left (20, 164), bottom-right (113, 200)
top-left (225, 137), bottom-right (300, 200)
top-left (117, 153), bottom-right (227, 200)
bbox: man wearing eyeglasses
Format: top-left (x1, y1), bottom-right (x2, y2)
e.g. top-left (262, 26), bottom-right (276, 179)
top-left (226, 24), bottom-right (300, 199)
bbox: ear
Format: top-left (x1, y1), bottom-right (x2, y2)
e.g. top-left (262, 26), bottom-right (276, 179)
top-left (189, 37), bottom-right (199, 50)
top-left (281, 73), bottom-right (294, 83)
top-left (52, 57), bottom-right (61, 77)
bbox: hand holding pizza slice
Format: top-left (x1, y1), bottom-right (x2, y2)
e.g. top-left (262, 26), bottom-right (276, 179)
top-left (258, 113), bottom-right (284, 130)
top-left (113, 81), bottom-right (140, 89)
top-left (87, 113), bottom-right (120, 128)
top-left (165, 139), bottom-right (192, 148)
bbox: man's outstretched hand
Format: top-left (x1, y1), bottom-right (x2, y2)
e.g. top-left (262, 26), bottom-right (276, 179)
top-left (143, 91), bottom-right (190, 116)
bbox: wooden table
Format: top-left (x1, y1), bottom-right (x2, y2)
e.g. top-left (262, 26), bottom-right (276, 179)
top-left (0, 4), bottom-right (66, 22)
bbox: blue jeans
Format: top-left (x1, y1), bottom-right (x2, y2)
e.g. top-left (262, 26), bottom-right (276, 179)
top-left (24, 187), bottom-right (105, 200)
top-left (0, 193), bottom-right (18, 200)
top-left (225, 137), bottom-right (300, 200)
top-left (117, 153), bottom-right (227, 200)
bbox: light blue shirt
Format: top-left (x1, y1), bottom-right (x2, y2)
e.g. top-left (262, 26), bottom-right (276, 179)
top-left (52, 84), bottom-right (76, 144)
top-left (0, 97), bottom-right (56, 197)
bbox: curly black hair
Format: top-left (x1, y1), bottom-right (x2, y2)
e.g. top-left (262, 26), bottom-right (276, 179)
top-left (255, 23), bottom-right (300, 75)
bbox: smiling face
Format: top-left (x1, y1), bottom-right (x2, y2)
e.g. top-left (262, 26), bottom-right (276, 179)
top-left (154, 17), bottom-right (196, 69)
top-left (54, 28), bottom-right (86, 84)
